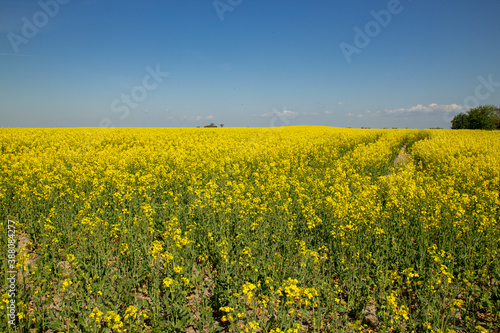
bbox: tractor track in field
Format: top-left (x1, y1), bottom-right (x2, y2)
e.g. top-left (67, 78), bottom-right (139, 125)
top-left (393, 143), bottom-right (409, 168)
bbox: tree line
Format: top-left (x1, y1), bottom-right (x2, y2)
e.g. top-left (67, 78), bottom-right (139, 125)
top-left (451, 105), bottom-right (500, 130)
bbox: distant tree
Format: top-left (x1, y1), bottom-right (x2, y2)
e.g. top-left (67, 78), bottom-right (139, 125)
top-left (220, 124), bottom-right (224, 128)
top-left (493, 107), bottom-right (500, 130)
top-left (451, 112), bottom-right (469, 129)
top-left (451, 105), bottom-right (498, 130)
top-left (467, 105), bottom-right (496, 130)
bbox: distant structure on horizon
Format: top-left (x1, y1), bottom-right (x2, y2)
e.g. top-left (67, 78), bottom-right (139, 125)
top-left (204, 123), bottom-right (217, 128)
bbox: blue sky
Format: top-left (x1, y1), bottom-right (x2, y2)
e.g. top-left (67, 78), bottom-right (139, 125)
top-left (1, 0), bottom-right (499, 129)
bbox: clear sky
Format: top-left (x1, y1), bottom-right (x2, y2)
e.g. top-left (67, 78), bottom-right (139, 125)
top-left (1, 0), bottom-right (499, 129)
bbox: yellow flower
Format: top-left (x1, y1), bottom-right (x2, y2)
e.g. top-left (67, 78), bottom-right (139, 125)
top-left (62, 278), bottom-right (72, 292)
top-left (163, 277), bottom-right (175, 289)
top-left (90, 307), bottom-right (104, 323)
top-left (248, 321), bottom-right (259, 330)
top-left (124, 305), bottom-right (138, 321)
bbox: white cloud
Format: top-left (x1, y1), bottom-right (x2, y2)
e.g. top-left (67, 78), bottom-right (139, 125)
top-left (338, 101), bottom-right (351, 106)
top-left (259, 109), bottom-right (299, 118)
top-left (347, 113), bottom-right (363, 118)
top-left (384, 103), bottom-right (466, 114)
top-left (195, 115), bottom-right (214, 121)
top-left (181, 115), bottom-right (214, 121)
top-left (257, 108), bottom-right (319, 118)
top-left (282, 110), bottom-right (297, 116)
top-left (324, 110), bottom-right (332, 114)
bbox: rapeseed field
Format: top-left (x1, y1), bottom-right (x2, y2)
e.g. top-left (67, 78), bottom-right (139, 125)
top-left (1, 126), bottom-right (499, 332)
